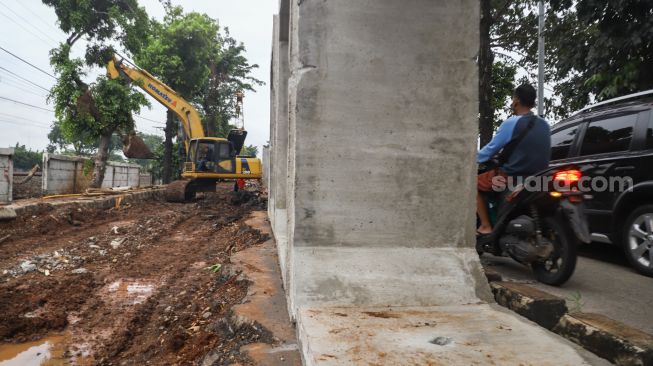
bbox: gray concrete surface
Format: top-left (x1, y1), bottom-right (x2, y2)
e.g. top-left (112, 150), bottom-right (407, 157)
top-left (42, 153), bottom-right (141, 195)
top-left (482, 243), bottom-right (653, 335)
top-left (280, 0), bottom-right (482, 312)
top-left (297, 305), bottom-right (612, 366)
top-left (267, 0), bottom-right (616, 364)
top-left (294, 247), bottom-right (492, 307)
top-left (0, 148), bottom-right (14, 203)
top-left (5, 187), bottom-right (163, 218)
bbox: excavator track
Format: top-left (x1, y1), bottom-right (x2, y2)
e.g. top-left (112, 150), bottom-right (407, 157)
top-left (165, 180), bottom-right (195, 203)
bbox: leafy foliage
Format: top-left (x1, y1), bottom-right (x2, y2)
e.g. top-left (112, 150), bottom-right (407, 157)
top-left (42, 0), bottom-right (149, 63)
top-left (135, 7), bottom-right (219, 99)
top-left (43, 0), bottom-right (151, 187)
top-left (203, 30), bottom-right (263, 137)
top-left (490, 60), bottom-right (518, 131)
top-left (12, 144), bottom-right (43, 171)
top-left (241, 145), bottom-right (258, 157)
top-left (544, 0), bottom-right (653, 118)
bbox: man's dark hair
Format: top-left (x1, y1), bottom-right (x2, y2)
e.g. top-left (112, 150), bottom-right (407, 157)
top-left (514, 84), bottom-right (536, 108)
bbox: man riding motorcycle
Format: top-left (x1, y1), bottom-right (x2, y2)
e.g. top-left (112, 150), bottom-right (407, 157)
top-left (477, 84), bottom-right (551, 236)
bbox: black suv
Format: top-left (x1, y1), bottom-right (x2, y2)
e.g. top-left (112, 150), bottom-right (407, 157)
top-left (550, 91), bottom-right (653, 277)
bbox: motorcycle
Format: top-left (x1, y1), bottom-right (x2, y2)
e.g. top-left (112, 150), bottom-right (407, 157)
top-left (477, 166), bottom-right (591, 286)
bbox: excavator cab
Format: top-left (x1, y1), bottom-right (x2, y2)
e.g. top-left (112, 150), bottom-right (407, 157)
top-left (187, 138), bottom-right (236, 174)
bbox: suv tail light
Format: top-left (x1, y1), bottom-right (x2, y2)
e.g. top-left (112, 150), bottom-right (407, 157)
top-left (554, 169), bottom-right (582, 185)
top-left (551, 169), bottom-right (583, 202)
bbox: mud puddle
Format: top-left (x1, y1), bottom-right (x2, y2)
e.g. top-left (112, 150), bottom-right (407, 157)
top-left (0, 334), bottom-right (68, 366)
top-left (101, 279), bottom-right (157, 306)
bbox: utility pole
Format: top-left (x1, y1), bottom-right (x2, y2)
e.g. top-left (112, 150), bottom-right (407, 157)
top-left (538, 1), bottom-right (545, 116)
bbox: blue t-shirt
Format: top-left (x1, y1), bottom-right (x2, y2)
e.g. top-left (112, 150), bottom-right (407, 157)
top-left (478, 112), bottom-right (551, 176)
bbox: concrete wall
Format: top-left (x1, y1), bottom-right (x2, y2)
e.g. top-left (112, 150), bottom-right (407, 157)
top-left (0, 148), bottom-right (14, 203)
top-left (139, 174), bottom-right (153, 187)
top-left (42, 153), bottom-right (141, 195)
top-left (101, 162), bottom-right (140, 189)
top-left (269, 0), bottom-right (292, 291)
top-left (269, 0), bottom-right (486, 316)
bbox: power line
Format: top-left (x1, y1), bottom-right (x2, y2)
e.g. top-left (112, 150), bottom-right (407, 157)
top-left (0, 9), bottom-right (56, 49)
top-left (2, 4), bottom-right (60, 45)
top-left (0, 112), bottom-right (51, 127)
top-left (14, 2), bottom-right (63, 36)
top-left (0, 78), bottom-right (48, 98)
top-left (0, 46), bottom-right (56, 79)
top-left (0, 96), bottom-right (54, 112)
top-left (0, 119), bottom-right (50, 130)
top-left (134, 114), bottom-right (166, 125)
top-left (0, 66), bottom-right (50, 92)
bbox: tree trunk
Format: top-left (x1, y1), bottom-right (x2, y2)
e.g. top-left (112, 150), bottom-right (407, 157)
top-left (479, 0), bottom-right (495, 148)
top-left (163, 110), bottom-right (174, 184)
top-left (90, 131), bottom-right (112, 188)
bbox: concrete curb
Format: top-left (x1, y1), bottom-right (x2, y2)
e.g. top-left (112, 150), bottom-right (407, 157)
top-left (554, 313), bottom-right (653, 366)
top-left (491, 282), bottom-right (568, 330)
top-left (3, 188), bottom-right (165, 219)
top-left (487, 278), bottom-right (653, 366)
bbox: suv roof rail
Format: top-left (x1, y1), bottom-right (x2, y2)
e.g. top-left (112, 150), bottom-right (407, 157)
top-left (577, 89), bottom-right (653, 114)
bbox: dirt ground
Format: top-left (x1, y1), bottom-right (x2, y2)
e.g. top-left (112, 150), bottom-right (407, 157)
top-left (0, 184), bottom-right (273, 365)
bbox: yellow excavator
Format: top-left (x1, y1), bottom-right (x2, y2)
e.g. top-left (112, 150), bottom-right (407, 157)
top-left (107, 55), bottom-right (262, 202)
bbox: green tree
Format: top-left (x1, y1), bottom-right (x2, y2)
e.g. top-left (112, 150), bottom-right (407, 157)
top-left (12, 144), bottom-right (43, 171)
top-left (134, 6), bottom-right (221, 183)
top-left (479, 0), bottom-right (538, 146)
top-left (543, 0), bottom-right (653, 118)
top-left (203, 30), bottom-right (263, 137)
top-left (43, 0), bottom-right (150, 187)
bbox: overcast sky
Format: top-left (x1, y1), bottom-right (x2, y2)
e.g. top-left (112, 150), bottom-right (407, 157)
top-left (0, 0), bottom-right (276, 154)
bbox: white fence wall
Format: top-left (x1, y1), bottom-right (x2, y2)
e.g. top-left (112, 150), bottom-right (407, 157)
top-left (0, 148), bottom-right (14, 203)
top-left (42, 153), bottom-right (141, 195)
top-left (101, 162), bottom-right (141, 188)
top-left (139, 174), bottom-right (152, 187)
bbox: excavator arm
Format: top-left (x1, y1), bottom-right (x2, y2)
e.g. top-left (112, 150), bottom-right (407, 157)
top-left (107, 56), bottom-right (205, 151)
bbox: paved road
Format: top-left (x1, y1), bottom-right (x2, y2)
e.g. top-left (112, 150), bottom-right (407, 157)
top-left (482, 241), bottom-right (653, 335)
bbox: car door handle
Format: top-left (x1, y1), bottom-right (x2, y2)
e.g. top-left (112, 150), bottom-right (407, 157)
top-left (614, 166), bottom-right (635, 172)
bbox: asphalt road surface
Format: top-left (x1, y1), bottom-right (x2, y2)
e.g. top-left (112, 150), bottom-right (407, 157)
top-left (482, 241), bottom-right (653, 335)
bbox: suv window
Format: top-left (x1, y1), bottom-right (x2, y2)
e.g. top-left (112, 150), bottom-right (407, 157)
top-left (647, 113), bottom-right (653, 149)
top-left (580, 114), bottom-right (637, 156)
top-left (551, 126), bottom-right (578, 160)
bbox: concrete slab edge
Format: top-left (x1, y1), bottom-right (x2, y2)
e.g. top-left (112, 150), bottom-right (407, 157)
top-left (487, 278), bottom-right (653, 366)
top-left (5, 188), bottom-right (165, 219)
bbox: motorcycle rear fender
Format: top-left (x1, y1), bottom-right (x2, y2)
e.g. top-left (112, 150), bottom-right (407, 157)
top-left (560, 199), bottom-right (591, 243)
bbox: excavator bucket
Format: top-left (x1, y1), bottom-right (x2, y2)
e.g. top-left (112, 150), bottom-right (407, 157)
top-left (228, 129), bottom-right (248, 156)
top-left (122, 133), bottom-right (154, 159)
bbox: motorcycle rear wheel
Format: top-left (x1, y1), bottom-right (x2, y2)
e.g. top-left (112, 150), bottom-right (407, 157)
top-left (531, 216), bottom-right (578, 286)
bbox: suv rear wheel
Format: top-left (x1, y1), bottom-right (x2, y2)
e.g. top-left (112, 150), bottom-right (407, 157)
top-left (623, 205), bottom-right (653, 277)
